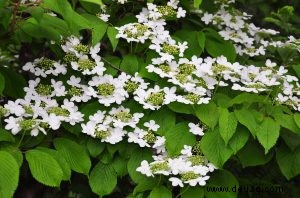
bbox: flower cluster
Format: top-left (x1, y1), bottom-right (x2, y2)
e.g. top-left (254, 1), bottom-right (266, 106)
top-left (2, 0), bottom-right (300, 189)
top-left (137, 123), bottom-right (215, 187)
top-left (197, 0), bottom-right (283, 56)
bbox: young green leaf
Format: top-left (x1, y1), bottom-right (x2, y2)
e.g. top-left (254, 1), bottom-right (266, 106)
top-left (194, 0), bottom-right (203, 8)
top-left (0, 151), bottom-right (19, 198)
top-left (25, 149), bottom-right (63, 187)
top-left (0, 128), bottom-right (15, 143)
top-left (218, 108), bottom-right (238, 145)
top-left (234, 108), bottom-right (258, 136)
top-left (54, 138), bottom-right (91, 175)
top-left (256, 117), bottom-right (280, 154)
top-left (89, 162), bottom-right (117, 197)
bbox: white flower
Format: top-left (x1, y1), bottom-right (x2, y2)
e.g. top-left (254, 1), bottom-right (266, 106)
top-left (137, 160), bottom-right (153, 177)
top-left (144, 120), bottom-right (160, 131)
top-left (169, 177), bottom-right (184, 187)
top-left (188, 123), bottom-right (204, 136)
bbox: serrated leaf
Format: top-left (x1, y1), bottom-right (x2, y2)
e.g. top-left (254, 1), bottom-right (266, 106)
top-left (256, 117), bottom-right (280, 154)
top-left (165, 122), bottom-right (196, 156)
top-left (234, 109), bottom-right (258, 136)
top-left (0, 145), bottom-right (23, 167)
top-left (205, 170), bottom-right (238, 198)
top-left (107, 27), bottom-right (119, 51)
top-left (36, 147), bottom-right (71, 181)
top-left (26, 149), bottom-right (63, 187)
top-left (229, 93), bottom-right (268, 106)
top-left (273, 113), bottom-right (300, 134)
top-left (276, 144), bottom-right (300, 180)
top-left (112, 156), bottom-right (128, 177)
top-left (150, 186), bottom-right (172, 198)
top-left (0, 151), bottom-right (19, 198)
top-left (218, 108), bottom-right (238, 144)
top-left (89, 162), bottom-right (117, 197)
top-left (194, 102), bottom-right (219, 129)
top-left (228, 126), bottom-right (250, 154)
top-left (120, 54), bottom-right (139, 75)
top-left (54, 138), bottom-right (91, 175)
top-left (200, 128), bottom-right (233, 168)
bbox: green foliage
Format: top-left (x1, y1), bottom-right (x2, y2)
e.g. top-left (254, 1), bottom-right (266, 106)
top-left (25, 149), bottom-right (63, 187)
top-left (0, 151), bottom-right (19, 198)
top-left (54, 138), bottom-right (91, 175)
top-left (89, 162), bottom-right (118, 197)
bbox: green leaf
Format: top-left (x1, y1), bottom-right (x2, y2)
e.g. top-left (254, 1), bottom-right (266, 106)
top-left (26, 149), bottom-right (63, 187)
top-left (120, 54), bottom-right (139, 75)
top-left (133, 179), bottom-right (157, 195)
top-left (86, 138), bottom-right (105, 158)
top-left (197, 32), bottom-right (206, 51)
top-left (228, 126), bottom-right (250, 154)
top-left (237, 140), bottom-right (273, 167)
top-left (148, 107), bottom-right (176, 136)
top-left (0, 151), bottom-right (19, 198)
top-left (234, 109), bottom-right (258, 136)
top-left (205, 170), bottom-right (239, 198)
top-left (150, 186), bottom-right (172, 198)
top-left (0, 128), bottom-right (15, 143)
top-left (36, 147), bottom-right (71, 181)
top-left (194, 102), bottom-right (219, 129)
top-left (0, 68), bottom-right (26, 98)
top-left (89, 162), bottom-right (117, 197)
top-left (54, 138), bottom-right (91, 175)
top-left (81, 13), bottom-right (108, 45)
top-left (200, 128), bottom-right (233, 168)
top-left (204, 28), bottom-right (236, 62)
top-left (107, 27), bottom-right (119, 51)
top-left (273, 113), bottom-right (300, 134)
top-left (174, 30), bottom-right (204, 58)
top-left (218, 108), bottom-right (238, 145)
top-left (181, 186), bottom-right (204, 198)
top-left (112, 156), bottom-right (128, 177)
top-left (194, 0), bottom-right (203, 8)
top-left (165, 122), bottom-right (196, 156)
top-left (256, 117), bottom-right (280, 153)
top-left (294, 113), bottom-right (300, 128)
top-left (79, 0), bottom-right (103, 5)
top-left (127, 148), bottom-right (157, 184)
top-left (0, 145), bottom-right (23, 167)
top-left (0, 72), bottom-right (5, 95)
top-left (167, 102), bottom-right (194, 114)
top-left (280, 130), bottom-right (300, 151)
top-left (276, 144), bottom-right (300, 180)
top-left (229, 93), bottom-right (268, 107)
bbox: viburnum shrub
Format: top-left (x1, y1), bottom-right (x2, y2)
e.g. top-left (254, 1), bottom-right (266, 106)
top-left (0, 0), bottom-right (300, 197)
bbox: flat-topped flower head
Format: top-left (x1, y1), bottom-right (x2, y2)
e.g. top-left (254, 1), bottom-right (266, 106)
top-left (87, 75), bottom-right (128, 106)
top-left (23, 58), bottom-right (67, 78)
top-left (116, 23), bottom-right (152, 43)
